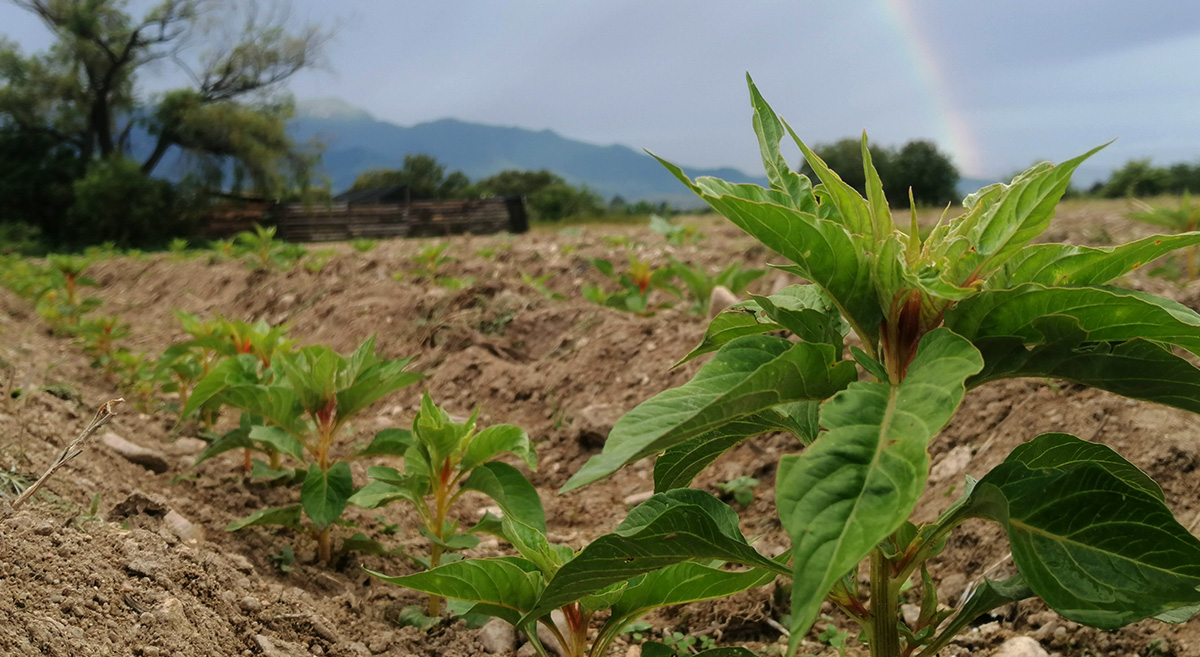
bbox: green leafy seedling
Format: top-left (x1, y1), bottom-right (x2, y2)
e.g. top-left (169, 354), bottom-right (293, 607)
top-left (521, 272), bottom-right (566, 301)
top-left (668, 258), bottom-right (766, 315)
top-left (185, 335), bottom-right (424, 564)
top-left (562, 75), bottom-right (1200, 657)
top-left (582, 255), bottom-right (680, 316)
top-left (649, 214), bottom-right (703, 246)
top-left (351, 238), bottom-right (379, 253)
top-left (234, 223), bottom-right (302, 271)
top-left (371, 485), bottom-right (780, 657)
top-left (716, 475), bottom-right (758, 507)
top-left (1127, 192), bottom-right (1200, 280)
top-left (350, 392), bottom-right (537, 616)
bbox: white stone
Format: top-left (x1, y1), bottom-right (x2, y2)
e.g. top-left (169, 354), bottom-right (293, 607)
top-left (993, 636), bottom-right (1050, 657)
top-left (478, 617), bottom-right (516, 654)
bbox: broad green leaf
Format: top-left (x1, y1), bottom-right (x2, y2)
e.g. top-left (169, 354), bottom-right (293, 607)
top-left (523, 490), bottom-right (787, 623)
top-left (776, 329), bottom-right (983, 646)
top-left (677, 302), bottom-right (779, 366)
top-left (747, 73), bottom-right (813, 211)
top-left (751, 284), bottom-right (848, 347)
top-left (181, 354), bottom-right (261, 418)
top-left (609, 562), bottom-right (776, 621)
top-left (563, 337), bottom-right (855, 491)
top-left (210, 384), bottom-right (309, 437)
top-left (418, 525), bottom-right (480, 551)
top-left (652, 153), bottom-right (881, 345)
top-left (860, 132), bottom-right (894, 237)
top-left (972, 457), bottom-right (1200, 628)
top-left (414, 391), bottom-right (470, 466)
top-left (968, 318), bottom-right (1200, 414)
top-left (353, 428), bottom-right (414, 458)
top-left (227, 504), bottom-right (302, 531)
top-left (1004, 433), bottom-right (1164, 500)
top-left (1156, 604), bottom-right (1200, 623)
top-left (994, 232), bottom-right (1200, 288)
top-left (946, 284), bottom-right (1200, 357)
top-left (248, 424), bottom-right (305, 462)
top-left (935, 145), bottom-right (1105, 282)
top-left (462, 424), bottom-right (537, 471)
top-left (193, 425), bottom-right (254, 466)
top-left (301, 462), bottom-right (354, 528)
top-left (336, 359), bottom-right (423, 426)
top-left (783, 123), bottom-right (873, 240)
top-left (347, 480), bottom-right (423, 509)
top-left (278, 345), bottom-right (340, 413)
top-left (367, 557), bottom-right (545, 627)
top-left (461, 462), bottom-right (547, 533)
top-left (653, 402), bottom-right (820, 492)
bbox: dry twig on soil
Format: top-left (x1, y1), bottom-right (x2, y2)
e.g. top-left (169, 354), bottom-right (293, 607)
top-left (3, 398), bottom-right (124, 514)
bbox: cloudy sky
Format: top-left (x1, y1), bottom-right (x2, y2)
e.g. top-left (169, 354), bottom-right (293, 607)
top-left (4, 0), bottom-right (1200, 183)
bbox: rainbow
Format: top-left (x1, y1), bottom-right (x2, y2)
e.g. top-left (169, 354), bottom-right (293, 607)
top-left (878, 0), bottom-right (985, 177)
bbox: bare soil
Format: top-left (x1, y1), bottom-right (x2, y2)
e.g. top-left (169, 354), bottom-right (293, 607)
top-left (1, 199), bottom-right (1197, 657)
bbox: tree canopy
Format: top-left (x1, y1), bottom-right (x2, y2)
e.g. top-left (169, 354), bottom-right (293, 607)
top-left (349, 154), bottom-right (472, 200)
top-left (800, 137), bottom-right (960, 206)
top-left (0, 0), bottom-right (328, 247)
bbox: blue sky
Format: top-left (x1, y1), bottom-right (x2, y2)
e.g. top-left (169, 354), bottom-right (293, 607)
top-left (4, 0), bottom-right (1200, 183)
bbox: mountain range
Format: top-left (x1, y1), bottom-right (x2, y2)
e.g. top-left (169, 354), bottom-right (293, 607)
top-left (290, 99), bottom-right (767, 206)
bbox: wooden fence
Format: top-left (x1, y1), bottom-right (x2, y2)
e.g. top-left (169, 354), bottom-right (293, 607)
top-left (199, 196), bottom-right (527, 242)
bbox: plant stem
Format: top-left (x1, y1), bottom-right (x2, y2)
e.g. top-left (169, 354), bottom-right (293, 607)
top-left (870, 548), bottom-right (901, 657)
top-left (316, 526), bottom-right (332, 565)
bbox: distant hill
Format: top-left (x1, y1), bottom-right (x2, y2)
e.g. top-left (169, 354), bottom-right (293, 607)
top-left (290, 99), bottom-right (766, 206)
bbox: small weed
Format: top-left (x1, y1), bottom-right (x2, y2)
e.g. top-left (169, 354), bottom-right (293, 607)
top-left (351, 238), bottom-right (379, 253)
top-left (269, 545), bottom-right (296, 573)
top-left (717, 475), bottom-right (759, 507)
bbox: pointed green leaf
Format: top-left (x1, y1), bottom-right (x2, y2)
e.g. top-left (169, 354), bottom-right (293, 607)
top-left (651, 152), bottom-right (881, 345)
top-left (926, 575), bottom-right (1033, 655)
top-left (994, 232), bottom-right (1200, 288)
top-left (181, 354), bottom-right (261, 418)
top-left (462, 424), bottom-right (537, 471)
top-left (523, 490), bottom-right (788, 624)
top-left (751, 284), bottom-right (848, 347)
top-left (301, 462), bottom-right (354, 528)
top-left (777, 329), bottom-right (983, 645)
top-left (747, 74), bottom-right (814, 211)
top-left (969, 327), bottom-right (1200, 415)
top-left (207, 384), bottom-right (309, 437)
top-left (653, 402), bottom-right (819, 492)
top-left (367, 557), bottom-right (545, 626)
top-left (248, 424), bottom-right (305, 463)
top-left (227, 504), bottom-right (303, 531)
top-left (461, 462), bottom-right (547, 534)
top-left (860, 132), bottom-right (894, 237)
top-left (336, 359), bottom-right (423, 424)
top-left (970, 448), bottom-right (1200, 628)
top-left (563, 336), bottom-right (856, 491)
top-left (1003, 432), bottom-right (1164, 500)
top-left (946, 284), bottom-right (1200, 357)
top-left (353, 428), bottom-right (414, 458)
top-left (677, 302), bottom-right (779, 366)
top-left (347, 480), bottom-right (423, 509)
top-left (193, 426), bottom-right (254, 466)
top-left (783, 122), bottom-right (873, 240)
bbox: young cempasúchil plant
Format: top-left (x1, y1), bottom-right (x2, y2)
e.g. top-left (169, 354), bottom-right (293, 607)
top-left (349, 392), bottom-right (537, 617)
top-left (183, 335), bottom-right (423, 564)
top-left (557, 75), bottom-right (1200, 656)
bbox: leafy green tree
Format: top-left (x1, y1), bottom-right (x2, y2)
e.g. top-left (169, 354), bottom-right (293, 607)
top-left (474, 169), bottom-right (603, 221)
top-left (0, 0), bottom-right (327, 246)
top-left (1101, 159), bottom-right (1171, 198)
top-left (801, 137), bottom-right (958, 206)
top-left (475, 169), bottom-right (565, 198)
top-left (349, 154), bottom-right (472, 200)
top-left (69, 156), bottom-right (181, 246)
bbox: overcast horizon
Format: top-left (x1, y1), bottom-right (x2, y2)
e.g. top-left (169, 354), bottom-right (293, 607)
top-left (4, 1), bottom-right (1200, 184)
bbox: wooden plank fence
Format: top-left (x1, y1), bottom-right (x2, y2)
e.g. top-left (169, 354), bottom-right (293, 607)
top-left (199, 196), bottom-right (527, 242)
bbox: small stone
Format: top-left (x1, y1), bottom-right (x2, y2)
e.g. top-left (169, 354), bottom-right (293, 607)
top-left (165, 510), bottom-right (204, 543)
top-left (993, 636), bottom-right (1050, 657)
top-left (239, 596), bottom-right (262, 613)
top-left (929, 445), bottom-right (973, 483)
top-left (310, 645), bottom-right (324, 656)
top-left (537, 610), bottom-right (568, 656)
top-left (901, 603), bottom-right (921, 627)
top-left (517, 644), bottom-right (539, 657)
top-left (101, 432), bottom-right (170, 474)
top-left (625, 646), bottom-right (642, 657)
top-left (479, 618), bottom-right (516, 654)
top-left (227, 553), bottom-right (255, 573)
top-left (163, 437), bottom-right (207, 455)
top-left (622, 491), bottom-right (653, 507)
top-left (708, 285), bottom-right (740, 318)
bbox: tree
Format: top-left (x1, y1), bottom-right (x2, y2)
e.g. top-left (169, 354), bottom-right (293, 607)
top-left (0, 0), bottom-right (328, 246)
top-left (349, 154), bottom-right (471, 200)
top-left (800, 137), bottom-right (959, 207)
top-left (475, 169), bottom-right (603, 221)
top-left (1101, 159), bottom-right (1171, 198)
